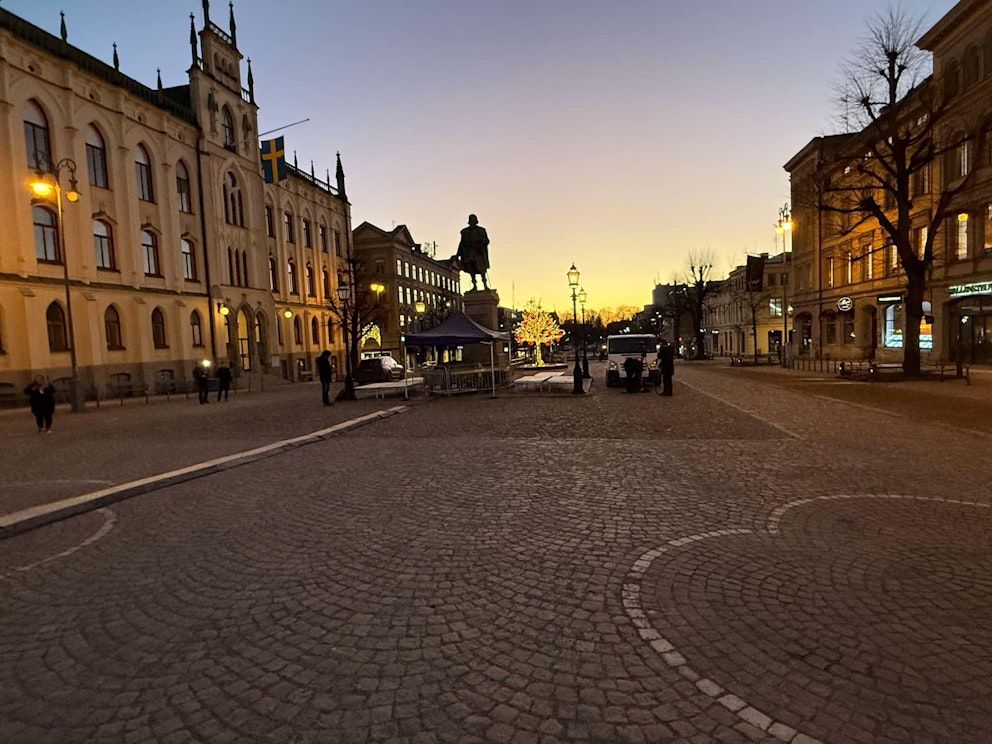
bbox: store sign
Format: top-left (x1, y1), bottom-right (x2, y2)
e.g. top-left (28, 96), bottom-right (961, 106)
top-left (948, 281), bottom-right (992, 297)
top-left (837, 296), bottom-right (854, 312)
top-left (877, 294), bottom-right (903, 304)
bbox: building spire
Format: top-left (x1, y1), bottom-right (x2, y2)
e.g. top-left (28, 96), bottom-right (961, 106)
top-left (246, 58), bottom-right (254, 103)
top-left (229, 2), bottom-right (237, 46)
top-left (293, 150), bottom-right (298, 169)
top-left (310, 160), bottom-right (315, 179)
top-left (157, 68), bottom-right (163, 90)
top-left (202, 0), bottom-right (210, 26)
top-left (60, 11), bottom-right (67, 42)
top-left (189, 14), bottom-right (198, 66)
top-left (336, 151), bottom-right (346, 197)
top-left (113, 42), bottom-right (119, 71)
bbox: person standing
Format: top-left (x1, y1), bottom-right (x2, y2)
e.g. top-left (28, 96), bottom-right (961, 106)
top-left (316, 350), bottom-right (334, 406)
top-left (24, 374), bottom-right (56, 433)
top-left (657, 339), bottom-right (675, 396)
top-left (216, 361), bottom-right (232, 402)
top-left (193, 361), bottom-right (210, 404)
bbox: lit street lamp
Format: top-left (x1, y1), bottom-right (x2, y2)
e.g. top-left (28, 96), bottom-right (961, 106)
top-left (567, 264), bottom-right (584, 394)
top-left (578, 287), bottom-right (590, 378)
top-left (28, 158), bottom-right (85, 412)
top-left (775, 203), bottom-right (792, 366)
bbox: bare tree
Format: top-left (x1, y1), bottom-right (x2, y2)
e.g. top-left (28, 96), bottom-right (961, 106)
top-left (818, 7), bottom-right (984, 374)
top-left (326, 250), bottom-right (385, 400)
top-left (680, 249), bottom-right (720, 359)
top-left (730, 259), bottom-right (770, 365)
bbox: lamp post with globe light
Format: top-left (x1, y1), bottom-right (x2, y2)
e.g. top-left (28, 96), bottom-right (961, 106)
top-left (336, 278), bottom-right (357, 401)
top-left (775, 203), bottom-right (792, 365)
top-left (567, 264), bottom-right (584, 394)
top-left (28, 158), bottom-right (85, 412)
top-left (578, 287), bottom-right (590, 378)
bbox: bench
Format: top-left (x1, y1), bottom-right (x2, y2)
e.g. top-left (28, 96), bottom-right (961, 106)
top-left (511, 372), bottom-right (555, 391)
top-left (355, 377), bottom-right (424, 399)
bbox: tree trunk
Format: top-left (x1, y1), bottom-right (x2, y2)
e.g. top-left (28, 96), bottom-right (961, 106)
top-left (534, 344), bottom-right (544, 366)
top-left (903, 267), bottom-right (926, 375)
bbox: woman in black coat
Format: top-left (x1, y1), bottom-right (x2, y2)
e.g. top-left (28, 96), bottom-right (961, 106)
top-left (24, 374), bottom-right (56, 433)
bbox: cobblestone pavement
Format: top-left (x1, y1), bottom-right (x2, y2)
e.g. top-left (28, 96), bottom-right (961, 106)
top-left (0, 363), bottom-right (989, 743)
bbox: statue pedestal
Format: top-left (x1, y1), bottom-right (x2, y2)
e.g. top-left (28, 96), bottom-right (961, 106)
top-left (461, 289), bottom-right (507, 368)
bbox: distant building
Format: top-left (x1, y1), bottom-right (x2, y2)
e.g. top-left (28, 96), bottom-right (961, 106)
top-left (0, 2), bottom-right (349, 397)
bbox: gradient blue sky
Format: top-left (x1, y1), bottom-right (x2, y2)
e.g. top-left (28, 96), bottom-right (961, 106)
top-left (11, 0), bottom-right (958, 315)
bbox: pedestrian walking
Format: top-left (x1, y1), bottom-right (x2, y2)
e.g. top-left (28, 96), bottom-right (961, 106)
top-left (623, 355), bottom-right (642, 394)
top-left (657, 339), bottom-right (675, 396)
top-left (24, 374), bottom-right (56, 433)
top-left (193, 361), bottom-right (210, 404)
top-left (216, 361), bottom-right (232, 402)
top-left (316, 350), bottom-right (334, 406)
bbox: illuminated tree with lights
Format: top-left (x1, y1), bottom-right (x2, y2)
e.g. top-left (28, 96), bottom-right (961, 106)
top-left (514, 300), bottom-right (563, 367)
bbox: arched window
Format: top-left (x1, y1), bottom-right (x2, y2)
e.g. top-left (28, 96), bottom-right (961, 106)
top-left (33, 206), bottom-right (60, 262)
top-left (181, 238), bottom-right (196, 280)
top-left (190, 310), bottom-right (204, 347)
top-left (326, 319), bottom-right (335, 345)
top-left (24, 100), bottom-right (51, 170)
top-left (240, 249), bottom-right (248, 286)
top-left (311, 317), bottom-right (319, 344)
top-left (105, 306), bottom-right (123, 349)
top-left (945, 60), bottom-right (961, 99)
top-left (293, 316), bottom-right (303, 345)
top-left (85, 124), bottom-right (109, 188)
top-left (223, 171), bottom-right (243, 226)
top-left (222, 107), bottom-right (236, 150)
top-left (135, 145), bottom-right (154, 202)
top-left (963, 45), bottom-right (981, 89)
top-left (46, 302), bottom-right (68, 351)
top-left (287, 260), bottom-right (299, 294)
top-left (176, 161), bottom-right (192, 213)
top-left (305, 264), bottom-right (316, 297)
top-left (93, 219), bottom-right (115, 269)
top-left (322, 268), bottom-right (330, 297)
top-left (141, 230), bottom-right (160, 275)
top-left (151, 308), bottom-right (168, 348)
top-left (268, 256), bottom-right (278, 291)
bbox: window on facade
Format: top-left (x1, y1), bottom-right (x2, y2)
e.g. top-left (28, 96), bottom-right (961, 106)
top-left (955, 214), bottom-right (969, 260)
top-left (303, 219), bottom-right (312, 248)
top-left (826, 257), bottom-right (835, 288)
top-left (319, 225), bottom-right (328, 252)
top-left (311, 317), bottom-right (319, 344)
top-left (396, 259), bottom-right (403, 275)
top-left (843, 251), bottom-right (852, 284)
top-left (190, 310), bottom-right (204, 347)
top-left (94, 220), bottom-right (115, 269)
top-left (887, 244), bottom-right (899, 275)
top-left (375, 259), bottom-right (385, 275)
top-left (963, 45), bottom-right (981, 88)
top-left (822, 312), bottom-right (837, 345)
top-left (914, 225), bottom-right (928, 258)
top-left (333, 230), bottom-right (341, 256)
top-left (883, 304), bottom-right (904, 348)
top-left (104, 306), bottom-right (123, 349)
top-left (945, 61), bottom-right (961, 99)
top-left (861, 241), bottom-right (873, 280)
top-left (151, 308), bottom-right (167, 348)
top-left (326, 319), bottom-right (335, 345)
top-left (141, 230), bottom-right (160, 275)
top-left (985, 205), bottom-right (992, 255)
top-left (269, 256), bottom-right (279, 291)
top-left (284, 212), bottom-right (295, 243)
top-left (293, 316), bottom-right (302, 345)
top-left (24, 100), bottom-right (51, 170)
top-left (33, 206), bottom-right (60, 262)
top-left (223, 172), bottom-right (243, 226)
top-left (222, 107), bottom-right (236, 151)
top-left (322, 268), bottom-right (330, 297)
top-left (956, 139), bottom-right (971, 179)
top-left (176, 161), bottom-right (192, 212)
top-left (265, 206), bottom-right (274, 237)
top-left (46, 302), bottom-right (68, 351)
top-left (85, 125), bottom-right (109, 188)
top-left (288, 260), bottom-right (299, 294)
top-left (841, 312), bottom-right (854, 344)
top-left (181, 238), bottom-right (197, 280)
top-left (135, 145), bottom-right (154, 202)
top-left (305, 264), bottom-right (316, 296)
top-left (911, 164), bottom-right (930, 196)
top-left (769, 298), bottom-right (783, 317)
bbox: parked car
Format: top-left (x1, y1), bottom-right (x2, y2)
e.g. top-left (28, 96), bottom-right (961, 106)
top-left (355, 356), bottom-right (405, 384)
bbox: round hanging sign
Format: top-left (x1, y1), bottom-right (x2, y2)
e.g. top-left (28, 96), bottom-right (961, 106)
top-left (837, 297), bottom-right (854, 312)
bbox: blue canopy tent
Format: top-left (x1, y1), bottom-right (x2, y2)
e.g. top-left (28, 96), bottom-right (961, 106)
top-left (404, 312), bottom-right (510, 396)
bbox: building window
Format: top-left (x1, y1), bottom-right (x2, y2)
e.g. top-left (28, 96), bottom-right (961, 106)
top-left (883, 304), bottom-right (904, 348)
top-left (190, 310), bottom-right (204, 347)
top-left (265, 206), bottom-right (274, 237)
top-left (33, 206), bottom-right (60, 262)
top-left (24, 100), bottom-right (51, 170)
top-left (104, 306), bottom-right (123, 349)
top-left (955, 214), bottom-right (969, 260)
top-left (135, 145), bottom-right (154, 202)
top-left (94, 220), bottom-right (115, 269)
top-left (305, 264), bottom-right (316, 296)
top-left (326, 319), bottom-right (335, 345)
top-left (957, 140), bottom-right (971, 179)
top-left (303, 219), bottom-right (313, 248)
top-left (151, 308), bottom-right (167, 348)
top-left (322, 268), bottom-right (330, 297)
top-left (826, 257), bottom-right (835, 288)
top-left (963, 45), bottom-right (981, 88)
top-left (911, 164), bottom-right (929, 197)
top-left (284, 212), bottom-right (295, 243)
top-left (141, 230), bottom-right (160, 275)
top-left (887, 244), bottom-right (899, 275)
top-left (311, 317), bottom-right (319, 344)
top-left (841, 312), bottom-right (854, 344)
top-left (396, 259), bottom-right (403, 275)
top-left (293, 316), bottom-right (302, 345)
top-left (85, 124), bottom-right (109, 189)
top-left (333, 230), bottom-right (342, 257)
top-left (985, 205), bottom-right (992, 255)
top-left (269, 256), bottom-right (279, 291)
top-left (222, 107), bottom-right (236, 151)
top-left (913, 225), bottom-right (928, 258)
top-left (181, 238), bottom-right (197, 280)
top-left (176, 161), bottom-right (192, 213)
top-left (319, 225), bottom-right (328, 252)
top-left (223, 172), bottom-right (244, 226)
top-left (46, 302), bottom-right (68, 351)
top-left (822, 312), bottom-right (837, 345)
top-left (288, 260), bottom-right (299, 294)
top-left (843, 251), bottom-right (852, 285)
top-left (945, 60), bottom-right (961, 99)
top-left (861, 240), bottom-right (874, 281)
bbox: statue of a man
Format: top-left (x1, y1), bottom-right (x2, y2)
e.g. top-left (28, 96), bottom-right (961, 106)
top-left (457, 214), bottom-right (490, 291)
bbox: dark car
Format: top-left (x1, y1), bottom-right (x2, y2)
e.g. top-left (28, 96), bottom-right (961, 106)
top-left (355, 356), bottom-right (405, 384)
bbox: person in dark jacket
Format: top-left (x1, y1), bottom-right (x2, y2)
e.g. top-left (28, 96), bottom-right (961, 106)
top-left (216, 362), bottom-right (232, 402)
top-left (24, 374), bottom-right (56, 433)
top-left (622, 355), bottom-right (642, 394)
top-left (657, 340), bottom-right (675, 396)
top-left (193, 361), bottom-right (210, 404)
top-left (316, 350), bottom-right (334, 406)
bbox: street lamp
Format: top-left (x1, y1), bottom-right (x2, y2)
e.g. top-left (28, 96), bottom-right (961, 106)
top-left (28, 158), bottom-right (85, 412)
top-left (578, 287), bottom-right (590, 378)
top-left (336, 279), bottom-right (356, 400)
top-left (775, 203), bottom-right (793, 366)
top-left (567, 263), bottom-right (584, 394)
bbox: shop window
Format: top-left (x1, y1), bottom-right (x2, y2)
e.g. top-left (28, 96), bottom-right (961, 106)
top-left (883, 304), bottom-right (904, 348)
top-left (955, 214), bottom-right (969, 260)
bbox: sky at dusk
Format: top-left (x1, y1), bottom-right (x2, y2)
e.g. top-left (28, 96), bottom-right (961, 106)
top-left (10, 0), bottom-right (959, 316)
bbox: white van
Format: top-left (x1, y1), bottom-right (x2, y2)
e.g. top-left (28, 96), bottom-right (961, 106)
top-left (605, 334), bottom-right (660, 387)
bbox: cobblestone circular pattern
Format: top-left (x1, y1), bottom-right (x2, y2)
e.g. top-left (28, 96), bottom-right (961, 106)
top-left (624, 494), bottom-right (992, 744)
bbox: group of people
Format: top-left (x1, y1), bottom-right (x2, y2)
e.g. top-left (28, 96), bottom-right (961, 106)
top-left (192, 361), bottom-right (232, 404)
top-left (622, 340), bottom-right (675, 396)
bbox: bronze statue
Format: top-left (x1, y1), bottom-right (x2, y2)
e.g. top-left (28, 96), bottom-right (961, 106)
top-left (457, 214), bottom-right (490, 291)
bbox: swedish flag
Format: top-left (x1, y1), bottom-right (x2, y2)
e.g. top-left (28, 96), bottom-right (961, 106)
top-left (260, 137), bottom-right (286, 184)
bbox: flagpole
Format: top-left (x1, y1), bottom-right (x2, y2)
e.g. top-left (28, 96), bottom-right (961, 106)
top-left (258, 119), bottom-right (310, 139)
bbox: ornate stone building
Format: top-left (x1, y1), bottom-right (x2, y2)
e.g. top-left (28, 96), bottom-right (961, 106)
top-left (0, 2), bottom-right (350, 398)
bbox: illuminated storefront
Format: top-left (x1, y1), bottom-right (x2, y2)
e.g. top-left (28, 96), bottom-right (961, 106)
top-left (948, 281), bottom-right (992, 365)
